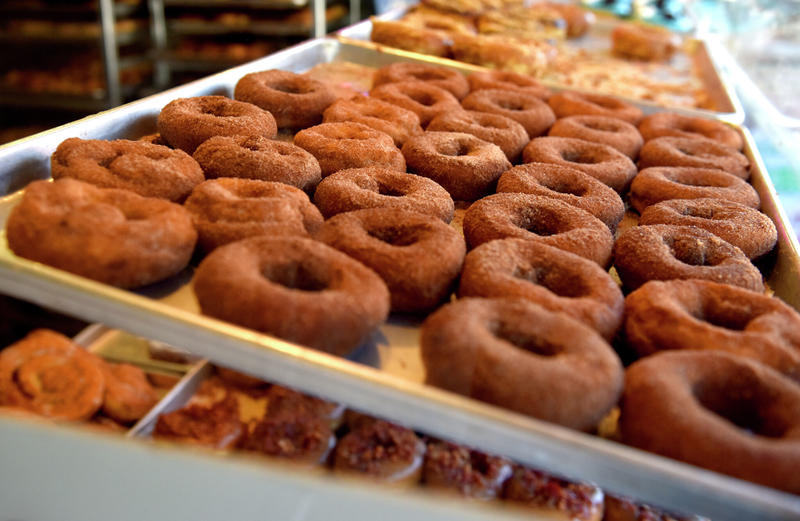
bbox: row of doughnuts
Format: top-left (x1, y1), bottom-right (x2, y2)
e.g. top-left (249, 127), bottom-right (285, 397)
top-left (154, 364), bottom-right (700, 521)
top-left (5, 58), bottom-right (799, 496)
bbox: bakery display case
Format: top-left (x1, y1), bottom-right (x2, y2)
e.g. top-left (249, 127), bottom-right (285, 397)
top-left (1, 2), bottom-right (800, 520)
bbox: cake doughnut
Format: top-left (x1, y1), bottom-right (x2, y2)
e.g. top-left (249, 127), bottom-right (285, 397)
top-left (101, 363), bottom-right (159, 424)
top-left (522, 137), bottom-right (637, 193)
top-left (620, 350), bottom-right (800, 494)
top-left (612, 224), bottom-right (764, 292)
top-left (184, 178), bottom-right (324, 252)
top-left (294, 122), bottom-right (405, 177)
top-left (373, 62), bottom-right (470, 100)
top-left (157, 95), bottom-right (277, 154)
top-left (333, 420), bottom-right (426, 485)
top-left (233, 69), bottom-right (335, 129)
top-left (370, 18), bottom-right (450, 58)
top-left (611, 22), bottom-right (680, 62)
top-left (192, 135), bottom-right (321, 192)
top-left (421, 297), bottom-right (624, 431)
top-left (51, 138), bottom-right (204, 202)
top-left (548, 115), bottom-right (643, 159)
top-left (639, 112), bottom-right (743, 151)
top-left (462, 193), bottom-right (613, 266)
top-left (638, 136), bottom-right (750, 179)
top-left (313, 167), bottom-right (455, 222)
top-left (466, 70), bottom-right (551, 99)
top-left (193, 236), bottom-right (390, 356)
top-left (154, 394), bottom-right (244, 450)
top-left (547, 91), bottom-right (644, 125)
top-left (625, 279), bottom-right (800, 379)
top-left (427, 110), bottom-right (529, 162)
top-left (461, 89), bottom-right (556, 138)
top-left (323, 95), bottom-right (423, 147)
top-left (6, 178), bottom-right (197, 289)
top-left (402, 131), bottom-right (511, 201)
top-left (370, 81), bottom-right (461, 127)
top-left (422, 441), bottom-right (512, 500)
top-left (241, 410), bottom-right (336, 467)
top-left (629, 167), bottom-right (760, 213)
top-left (459, 239), bottom-right (624, 340)
top-left (604, 495), bottom-right (706, 521)
top-left (497, 163), bottom-right (625, 231)
top-left (504, 466), bottom-right (605, 521)
top-left (639, 198), bottom-right (777, 259)
top-left (0, 329), bottom-right (105, 422)
top-left (317, 208), bottom-right (466, 313)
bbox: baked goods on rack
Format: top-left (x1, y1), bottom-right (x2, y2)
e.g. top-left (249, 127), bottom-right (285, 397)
top-left (427, 110), bottom-right (529, 162)
top-left (371, 81), bottom-right (461, 126)
top-left (461, 88), bottom-right (555, 138)
top-left (323, 95), bottom-right (423, 147)
top-left (548, 115), bottom-right (643, 159)
top-left (547, 91), bottom-right (644, 125)
top-left (638, 136), bottom-right (750, 179)
top-left (638, 113), bottom-right (744, 151)
top-left (610, 22), bottom-right (681, 62)
top-left (422, 440), bottom-right (512, 499)
top-left (373, 62), bottom-right (470, 100)
top-left (467, 69), bottom-right (551, 99)
top-left (504, 465), bottom-right (605, 521)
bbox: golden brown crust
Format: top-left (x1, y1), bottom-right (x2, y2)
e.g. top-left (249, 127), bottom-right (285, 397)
top-left (612, 224), bottom-right (764, 292)
top-left (638, 136), bottom-right (750, 179)
top-left (51, 137), bottom-right (204, 202)
top-left (323, 95), bottom-right (423, 147)
top-left (638, 112), bottom-right (743, 151)
top-left (461, 88), bottom-right (555, 138)
top-left (548, 115), bottom-right (643, 160)
top-left (101, 362), bottom-right (159, 424)
top-left (420, 297), bottom-right (623, 431)
top-left (427, 109), bottom-right (529, 162)
top-left (7, 178), bottom-right (197, 288)
top-left (548, 91), bottom-right (644, 125)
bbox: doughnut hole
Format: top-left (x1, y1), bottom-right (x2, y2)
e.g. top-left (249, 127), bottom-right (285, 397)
top-left (367, 225), bottom-right (421, 247)
top-left (513, 211), bottom-right (568, 237)
top-left (492, 320), bottom-right (562, 357)
top-left (269, 80), bottom-right (306, 94)
top-left (560, 149), bottom-right (603, 165)
top-left (512, 265), bottom-right (590, 299)
top-left (261, 261), bottom-right (329, 292)
top-left (409, 91), bottom-right (437, 107)
top-left (664, 235), bottom-right (727, 267)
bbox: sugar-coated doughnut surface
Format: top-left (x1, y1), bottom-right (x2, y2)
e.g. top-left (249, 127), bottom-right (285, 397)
top-left (323, 95), bottom-right (423, 147)
top-left (373, 62), bottom-right (470, 100)
top-left (620, 351), bottom-right (800, 494)
top-left (459, 239), bottom-right (624, 340)
top-left (624, 279), bottom-right (800, 380)
top-left (192, 135), bottom-right (321, 192)
top-left (461, 88), bottom-right (555, 138)
top-left (402, 131), bottom-right (511, 201)
top-left (638, 136), bottom-right (750, 179)
top-left (234, 69), bottom-right (335, 129)
top-left (497, 162), bottom-right (625, 231)
top-left (522, 136), bottom-right (637, 193)
top-left (51, 137), bottom-right (204, 202)
top-left (548, 91), bottom-right (644, 124)
top-left (371, 81), bottom-right (461, 126)
top-left (612, 224), bottom-right (764, 292)
top-left (548, 115), bottom-right (643, 159)
top-left (313, 167), bottom-right (454, 222)
top-left (639, 198), bottom-right (776, 259)
top-left (427, 110), bottom-right (529, 162)
top-left (316, 208), bottom-right (465, 313)
top-left (184, 178), bottom-right (323, 252)
top-left (639, 112), bottom-right (743, 151)
top-left (193, 236), bottom-right (390, 356)
top-left (7, 178), bottom-right (197, 288)
top-left (467, 70), bottom-right (551, 99)
top-left (421, 297), bottom-right (624, 431)
top-left (157, 95), bottom-right (277, 154)
top-left (463, 192), bottom-right (614, 267)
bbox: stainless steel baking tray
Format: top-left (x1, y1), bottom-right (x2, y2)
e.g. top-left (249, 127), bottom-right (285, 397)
top-left (0, 37), bottom-right (798, 521)
top-left (335, 7), bottom-right (744, 124)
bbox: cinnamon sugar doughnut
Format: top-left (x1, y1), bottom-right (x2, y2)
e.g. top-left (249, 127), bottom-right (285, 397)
top-left (522, 137), bottom-right (637, 193)
top-left (548, 115), bottom-right (643, 159)
top-left (233, 69), bottom-right (335, 129)
top-left (459, 239), bottom-right (624, 340)
top-left (638, 136), bottom-right (750, 178)
top-left (184, 178), bottom-right (324, 252)
top-left (101, 363), bottom-right (159, 424)
top-left (548, 91), bottom-right (644, 125)
top-left (371, 81), bottom-right (461, 127)
top-left (462, 193), bottom-right (613, 266)
top-left (620, 351), bottom-right (800, 494)
top-left (504, 466), bottom-right (605, 521)
top-left (317, 208), bottom-right (465, 312)
top-left (467, 70), bottom-right (551, 99)
top-left (639, 136), bottom-right (750, 179)
top-left (639, 112), bottom-right (743, 150)
top-left (157, 95), bottom-right (277, 154)
top-left (612, 225), bottom-right (764, 292)
top-left (402, 131), bottom-right (511, 201)
top-left (0, 329), bottom-right (105, 422)
top-left (461, 88), bottom-right (555, 138)
top-left (423, 441), bottom-right (512, 500)
top-left (421, 297), bottom-right (623, 431)
top-left (629, 167), bottom-right (760, 213)
top-left (7, 178), bottom-right (197, 289)
top-left (373, 62), bottom-right (470, 100)
top-left (193, 236), bottom-right (390, 356)
top-left (313, 167), bottom-right (455, 222)
top-left (192, 135), bottom-right (321, 192)
top-left (625, 280), bottom-right (800, 380)
top-left (639, 198), bottom-right (777, 259)
top-left (334, 420), bottom-right (426, 485)
top-left (427, 110), bottom-right (529, 162)
top-left (51, 137), bottom-right (204, 202)
top-left (497, 163), bottom-right (625, 230)
top-left (241, 410), bottom-right (335, 467)
top-left (323, 95), bottom-right (423, 147)
top-left (294, 122), bottom-right (405, 177)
